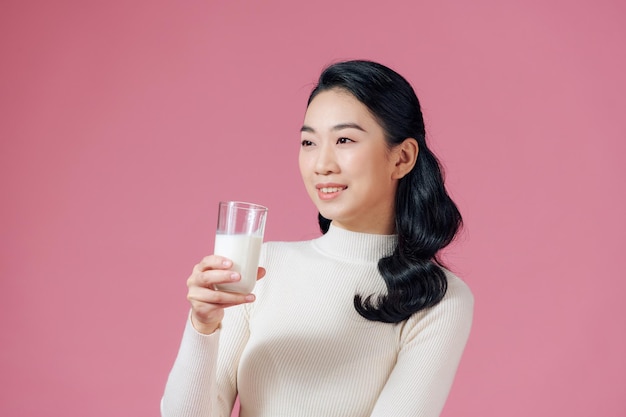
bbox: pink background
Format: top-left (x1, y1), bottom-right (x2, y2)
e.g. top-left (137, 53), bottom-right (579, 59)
top-left (1, 0), bottom-right (625, 416)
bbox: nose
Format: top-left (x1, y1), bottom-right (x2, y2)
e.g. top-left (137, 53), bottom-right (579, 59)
top-left (315, 143), bottom-right (339, 175)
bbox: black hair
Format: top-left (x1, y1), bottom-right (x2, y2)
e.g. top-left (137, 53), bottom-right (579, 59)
top-left (308, 60), bottom-right (462, 323)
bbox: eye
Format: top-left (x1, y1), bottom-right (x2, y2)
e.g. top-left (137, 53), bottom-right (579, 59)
top-left (301, 139), bottom-right (314, 147)
top-left (337, 137), bottom-right (353, 144)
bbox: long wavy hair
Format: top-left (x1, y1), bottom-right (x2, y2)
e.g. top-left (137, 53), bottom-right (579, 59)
top-left (308, 60), bottom-right (462, 323)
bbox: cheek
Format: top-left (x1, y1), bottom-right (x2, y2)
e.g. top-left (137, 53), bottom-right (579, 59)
top-left (298, 152), bottom-right (304, 173)
top-left (346, 152), bottom-right (378, 175)
top-left (298, 152), bottom-right (310, 180)
top-left (339, 152), bottom-right (363, 173)
top-left (362, 157), bottom-right (395, 187)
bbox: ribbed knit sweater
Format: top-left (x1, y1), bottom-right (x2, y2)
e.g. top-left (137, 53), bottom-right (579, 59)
top-left (162, 224), bottom-right (474, 417)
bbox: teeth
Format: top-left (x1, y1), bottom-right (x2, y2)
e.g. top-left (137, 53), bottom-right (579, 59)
top-left (321, 187), bottom-right (343, 193)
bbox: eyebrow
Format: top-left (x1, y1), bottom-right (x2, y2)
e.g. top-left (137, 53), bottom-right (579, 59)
top-left (300, 123), bottom-right (367, 133)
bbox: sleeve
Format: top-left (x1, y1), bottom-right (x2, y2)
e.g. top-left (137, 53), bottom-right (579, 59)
top-left (369, 275), bottom-right (474, 417)
top-left (161, 304), bottom-right (251, 417)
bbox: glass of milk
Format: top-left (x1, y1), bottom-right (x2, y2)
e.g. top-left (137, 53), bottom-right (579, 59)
top-left (213, 201), bottom-right (267, 294)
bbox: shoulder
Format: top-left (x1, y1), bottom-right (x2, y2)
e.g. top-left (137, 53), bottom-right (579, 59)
top-left (442, 268), bottom-right (474, 313)
top-left (432, 268), bottom-right (474, 325)
top-left (398, 268), bottom-right (474, 346)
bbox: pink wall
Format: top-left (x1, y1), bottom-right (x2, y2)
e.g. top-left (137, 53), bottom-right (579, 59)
top-left (1, 0), bottom-right (625, 416)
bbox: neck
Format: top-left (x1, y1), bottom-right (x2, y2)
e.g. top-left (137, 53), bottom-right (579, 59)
top-left (313, 223), bottom-right (397, 263)
top-left (330, 217), bottom-right (396, 235)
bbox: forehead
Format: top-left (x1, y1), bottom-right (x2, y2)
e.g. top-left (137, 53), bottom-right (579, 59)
top-left (303, 89), bottom-right (379, 128)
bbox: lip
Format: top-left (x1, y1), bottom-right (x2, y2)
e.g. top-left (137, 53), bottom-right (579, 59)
top-left (315, 183), bottom-right (347, 201)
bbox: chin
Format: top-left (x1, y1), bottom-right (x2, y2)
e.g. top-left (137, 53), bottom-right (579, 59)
top-left (312, 200), bottom-right (351, 224)
top-left (318, 209), bottom-right (348, 225)
top-left (316, 209), bottom-right (333, 221)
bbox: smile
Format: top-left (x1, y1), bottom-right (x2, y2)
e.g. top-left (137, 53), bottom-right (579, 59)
top-left (315, 184), bottom-right (347, 201)
top-left (320, 187), bottom-right (345, 193)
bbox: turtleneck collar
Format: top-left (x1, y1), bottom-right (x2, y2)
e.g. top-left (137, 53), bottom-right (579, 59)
top-left (311, 223), bottom-right (397, 263)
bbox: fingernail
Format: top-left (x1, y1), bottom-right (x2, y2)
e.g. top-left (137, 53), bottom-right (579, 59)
top-left (222, 260), bottom-right (232, 267)
top-left (245, 294), bottom-right (255, 301)
top-left (230, 273), bottom-right (240, 281)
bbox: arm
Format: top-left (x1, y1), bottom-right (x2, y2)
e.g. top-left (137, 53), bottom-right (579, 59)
top-left (161, 316), bottom-right (223, 417)
top-left (161, 306), bottom-right (251, 417)
top-left (161, 255), bottom-right (264, 417)
top-left (370, 275), bottom-right (474, 417)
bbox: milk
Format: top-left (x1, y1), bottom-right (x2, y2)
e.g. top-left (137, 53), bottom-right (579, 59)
top-left (214, 233), bottom-right (263, 294)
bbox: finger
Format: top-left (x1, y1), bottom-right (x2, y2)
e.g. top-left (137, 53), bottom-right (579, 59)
top-left (257, 267), bottom-right (266, 280)
top-left (196, 255), bottom-right (233, 272)
top-left (188, 269), bottom-right (241, 289)
top-left (189, 286), bottom-right (255, 306)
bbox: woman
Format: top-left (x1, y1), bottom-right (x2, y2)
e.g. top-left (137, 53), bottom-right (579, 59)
top-left (162, 60), bottom-right (473, 417)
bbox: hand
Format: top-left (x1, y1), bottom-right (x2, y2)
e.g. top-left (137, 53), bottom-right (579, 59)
top-left (186, 255), bottom-right (266, 334)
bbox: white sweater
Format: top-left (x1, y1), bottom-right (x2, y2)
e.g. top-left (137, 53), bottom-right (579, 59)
top-left (162, 224), bottom-right (474, 417)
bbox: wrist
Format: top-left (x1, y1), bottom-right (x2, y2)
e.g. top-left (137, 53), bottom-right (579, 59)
top-left (190, 315), bottom-right (221, 335)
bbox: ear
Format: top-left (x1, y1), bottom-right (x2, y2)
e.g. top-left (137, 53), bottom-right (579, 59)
top-left (391, 138), bottom-right (419, 180)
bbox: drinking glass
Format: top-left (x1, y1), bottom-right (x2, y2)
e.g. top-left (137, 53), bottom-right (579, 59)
top-left (213, 201), bottom-right (268, 293)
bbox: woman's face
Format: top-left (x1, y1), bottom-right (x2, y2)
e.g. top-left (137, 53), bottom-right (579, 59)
top-left (299, 89), bottom-right (400, 234)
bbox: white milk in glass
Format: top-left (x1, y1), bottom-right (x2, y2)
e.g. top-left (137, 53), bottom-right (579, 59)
top-left (214, 233), bottom-right (263, 293)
